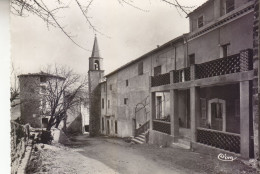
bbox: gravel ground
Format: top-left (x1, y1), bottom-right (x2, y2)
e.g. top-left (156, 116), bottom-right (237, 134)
top-left (27, 135), bottom-right (259, 174)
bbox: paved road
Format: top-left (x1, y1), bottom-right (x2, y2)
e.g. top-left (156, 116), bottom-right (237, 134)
top-left (64, 135), bottom-right (258, 174)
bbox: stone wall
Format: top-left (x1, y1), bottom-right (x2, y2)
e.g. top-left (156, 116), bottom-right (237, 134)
top-left (11, 122), bottom-right (30, 174)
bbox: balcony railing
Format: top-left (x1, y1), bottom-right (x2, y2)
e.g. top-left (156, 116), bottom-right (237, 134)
top-left (151, 73), bottom-right (170, 87)
top-left (150, 49), bottom-right (253, 87)
top-left (153, 120), bottom-right (171, 134)
top-left (197, 127), bottom-right (240, 153)
top-left (173, 67), bottom-right (191, 83)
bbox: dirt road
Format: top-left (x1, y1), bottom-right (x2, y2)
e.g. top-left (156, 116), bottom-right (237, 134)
top-left (28, 135), bottom-right (258, 174)
top-left (65, 135), bottom-right (257, 174)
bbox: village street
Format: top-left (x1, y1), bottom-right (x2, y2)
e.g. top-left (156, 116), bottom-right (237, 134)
top-left (27, 134), bottom-right (258, 174)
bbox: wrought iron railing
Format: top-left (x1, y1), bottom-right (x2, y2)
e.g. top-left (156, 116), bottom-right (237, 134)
top-left (173, 67), bottom-right (191, 83)
top-left (197, 127), bottom-right (240, 153)
top-left (153, 120), bottom-right (171, 134)
top-left (135, 120), bottom-right (150, 137)
top-left (151, 73), bottom-right (170, 87)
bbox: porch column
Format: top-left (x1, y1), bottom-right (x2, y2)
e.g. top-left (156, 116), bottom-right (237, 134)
top-left (190, 86), bottom-right (200, 142)
top-left (240, 81), bottom-right (252, 158)
top-left (170, 89), bottom-right (179, 138)
top-left (150, 92), bottom-right (156, 130)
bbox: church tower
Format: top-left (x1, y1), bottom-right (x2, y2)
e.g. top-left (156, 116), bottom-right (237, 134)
top-left (88, 36), bottom-right (104, 136)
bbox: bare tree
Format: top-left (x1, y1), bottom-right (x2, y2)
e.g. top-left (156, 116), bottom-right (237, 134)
top-left (11, 0), bottom-right (194, 49)
top-left (10, 62), bottom-right (20, 105)
top-left (40, 65), bottom-right (87, 131)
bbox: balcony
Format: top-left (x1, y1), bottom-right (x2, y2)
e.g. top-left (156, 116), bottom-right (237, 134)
top-left (151, 73), bottom-right (170, 87)
top-left (150, 49), bottom-right (253, 88)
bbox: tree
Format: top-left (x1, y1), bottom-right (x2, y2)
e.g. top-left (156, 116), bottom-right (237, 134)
top-left (10, 0), bottom-right (194, 49)
top-left (40, 65), bottom-right (87, 131)
top-left (10, 62), bottom-right (20, 105)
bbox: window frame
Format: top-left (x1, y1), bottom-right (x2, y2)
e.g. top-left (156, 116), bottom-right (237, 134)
top-left (225, 0), bottom-right (235, 14)
top-left (197, 15), bottom-right (204, 28)
top-left (138, 62), bottom-right (144, 75)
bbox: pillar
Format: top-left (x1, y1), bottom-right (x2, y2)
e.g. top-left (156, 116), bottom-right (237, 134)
top-left (170, 89), bottom-right (179, 139)
top-left (190, 86), bottom-right (200, 142)
top-left (240, 81), bottom-right (252, 158)
top-left (150, 92), bottom-right (156, 130)
top-left (253, 0), bottom-right (259, 159)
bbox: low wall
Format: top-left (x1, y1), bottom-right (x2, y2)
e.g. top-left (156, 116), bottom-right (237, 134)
top-left (11, 122), bottom-right (30, 174)
top-left (148, 130), bottom-right (176, 147)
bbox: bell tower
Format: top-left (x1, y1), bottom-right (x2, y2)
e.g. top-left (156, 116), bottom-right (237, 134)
top-left (88, 36), bottom-right (104, 136)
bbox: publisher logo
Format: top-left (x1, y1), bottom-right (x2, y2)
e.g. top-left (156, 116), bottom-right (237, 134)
top-left (217, 153), bottom-right (237, 161)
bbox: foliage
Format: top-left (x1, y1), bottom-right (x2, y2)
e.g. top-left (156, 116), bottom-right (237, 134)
top-left (40, 65), bottom-right (87, 131)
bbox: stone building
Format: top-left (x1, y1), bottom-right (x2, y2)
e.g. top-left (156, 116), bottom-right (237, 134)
top-left (18, 72), bottom-right (65, 128)
top-left (88, 0), bottom-right (258, 159)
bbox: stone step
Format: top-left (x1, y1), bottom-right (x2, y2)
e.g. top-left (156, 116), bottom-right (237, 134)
top-left (131, 138), bottom-right (144, 144)
top-left (171, 142), bottom-right (190, 150)
top-left (178, 139), bottom-right (191, 147)
top-left (135, 136), bottom-right (145, 142)
top-left (139, 134), bottom-right (145, 139)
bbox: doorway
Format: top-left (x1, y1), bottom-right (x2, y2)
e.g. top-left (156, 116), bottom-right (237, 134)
top-left (106, 120), bottom-right (110, 135)
top-left (208, 98), bottom-right (226, 131)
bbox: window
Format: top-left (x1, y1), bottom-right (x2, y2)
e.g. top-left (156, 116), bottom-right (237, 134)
top-left (126, 80), bottom-right (128, 86)
top-left (138, 62), bottom-right (143, 75)
top-left (40, 76), bottom-right (46, 83)
top-left (124, 98), bottom-right (128, 105)
top-left (157, 96), bottom-right (162, 119)
top-left (154, 66), bottom-right (161, 76)
top-left (197, 16), bottom-right (204, 28)
top-left (189, 54), bottom-right (195, 65)
top-left (42, 118), bottom-right (48, 128)
top-left (220, 44), bottom-right (230, 58)
top-left (115, 120), bottom-right (118, 134)
top-left (94, 60), bottom-right (100, 70)
top-left (110, 84), bottom-right (112, 90)
top-left (108, 100), bottom-right (110, 108)
top-left (225, 0), bottom-right (234, 14)
top-left (102, 98), bottom-right (104, 109)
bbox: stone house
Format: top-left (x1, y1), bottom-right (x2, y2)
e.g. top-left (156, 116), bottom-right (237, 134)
top-left (18, 72), bottom-right (65, 128)
top-left (88, 0), bottom-right (258, 159)
top-left (18, 72), bottom-right (88, 134)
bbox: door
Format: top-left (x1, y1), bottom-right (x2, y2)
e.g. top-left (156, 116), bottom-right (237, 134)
top-left (106, 120), bottom-right (110, 135)
top-left (208, 98), bottom-right (226, 131)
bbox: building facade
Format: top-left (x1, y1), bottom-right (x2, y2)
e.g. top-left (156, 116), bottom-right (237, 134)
top-left (88, 0), bottom-right (258, 159)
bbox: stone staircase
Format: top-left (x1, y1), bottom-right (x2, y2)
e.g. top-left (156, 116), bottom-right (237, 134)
top-left (171, 137), bottom-right (191, 150)
top-left (131, 132), bottom-right (148, 144)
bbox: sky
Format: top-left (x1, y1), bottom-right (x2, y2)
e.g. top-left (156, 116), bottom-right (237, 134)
top-left (11, 0), bottom-right (207, 76)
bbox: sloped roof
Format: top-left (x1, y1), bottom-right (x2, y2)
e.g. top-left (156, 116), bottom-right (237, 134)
top-left (18, 71), bottom-right (65, 80)
top-left (105, 35), bottom-right (184, 78)
top-left (187, 0), bottom-right (212, 17)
